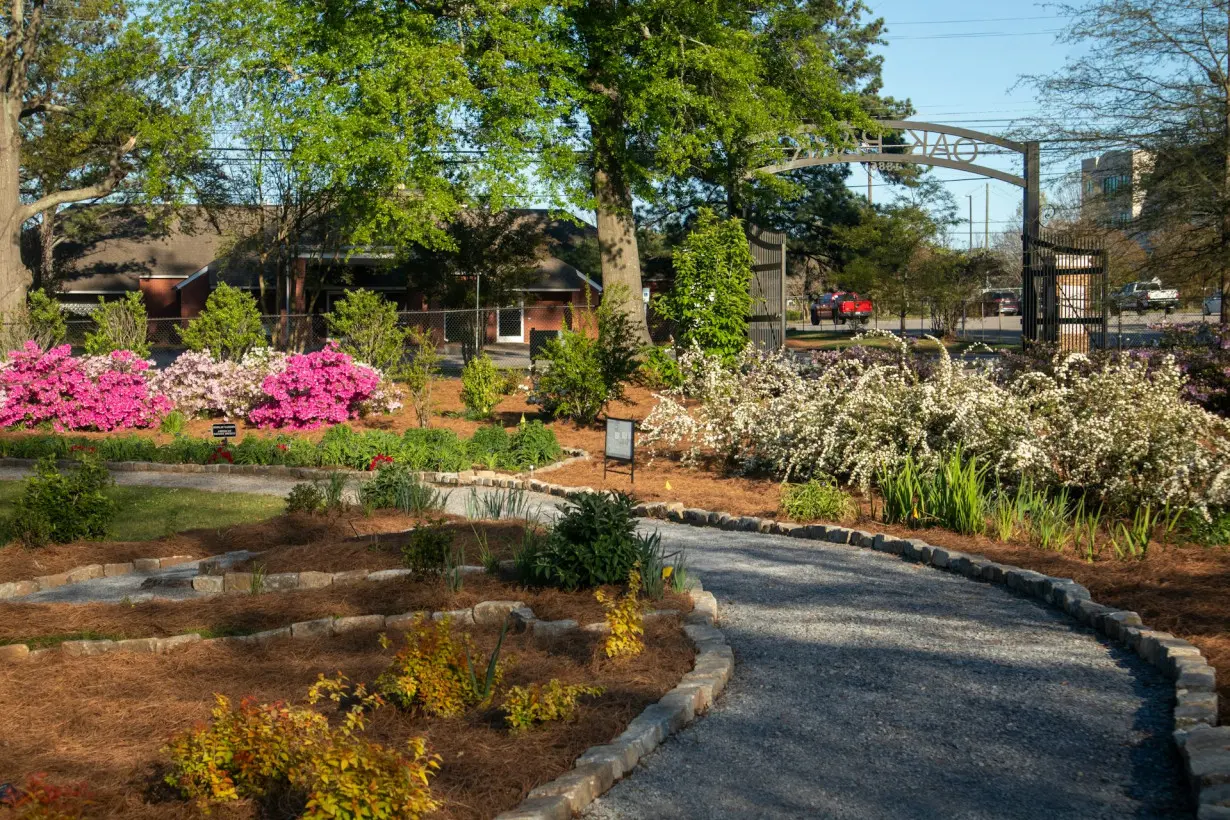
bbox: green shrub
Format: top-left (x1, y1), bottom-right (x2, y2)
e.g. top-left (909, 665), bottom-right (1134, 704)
top-left (467, 424), bottom-right (510, 469)
top-left (780, 477), bottom-right (855, 522)
top-left (519, 491), bottom-right (660, 590)
top-left (359, 465), bottom-right (447, 515)
top-left (3, 455), bottom-right (116, 546)
top-left (286, 483), bottom-right (326, 515)
top-left (502, 680), bottom-right (604, 732)
top-left (177, 284), bottom-right (266, 361)
top-left (508, 420), bottom-right (561, 469)
top-left (159, 410), bottom-right (187, 436)
top-left (401, 428), bottom-right (468, 472)
top-left (496, 368), bottom-right (523, 395)
top-left (638, 345), bottom-right (683, 389)
top-left (326, 289), bottom-right (408, 375)
top-left (460, 354), bottom-right (502, 418)
top-left (1184, 507), bottom-right (1230, 546)
top-left (376, 616), bottom-right (506, 717)
top-left (404, 327), bottom-right (439, 428)
top-left (24, 289), bottom-right (66, 350)
top-left (401, 519), bottom-right (455, 576)
top-left (651, 208), bottom-right (752, 362)
top-left (83, 292), bottom-right (150, 357)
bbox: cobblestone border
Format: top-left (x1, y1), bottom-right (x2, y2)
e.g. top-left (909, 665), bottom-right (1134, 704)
top-left (0, 448), bottom-right (586, 484)
top-left (188, 563), bottom-right (495, 595)
top-left (493, 581), bottom-right (727, 820)
top-left (0, 554), bottom-right (196, 600)
top-left (624, 499), bottom-right (1229, 819)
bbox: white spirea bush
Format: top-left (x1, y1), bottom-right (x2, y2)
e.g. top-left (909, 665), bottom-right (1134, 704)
top-left (641, 337), bottom-right (1230, 513)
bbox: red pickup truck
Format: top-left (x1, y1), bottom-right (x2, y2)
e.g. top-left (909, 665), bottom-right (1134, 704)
top-left (812, 292), bottom-right (874, 325)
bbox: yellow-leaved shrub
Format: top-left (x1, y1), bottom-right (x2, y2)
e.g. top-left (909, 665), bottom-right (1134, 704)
top-left (501, 679), bottom-right (605, 732)
top-left (376, 615), bottom-right (506, 717)
top-left (596, 565), bottom-right (645, 658)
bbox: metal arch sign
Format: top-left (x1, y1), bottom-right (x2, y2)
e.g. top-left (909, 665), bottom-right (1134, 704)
top-left (751, 120), bottom-right (1027, 188)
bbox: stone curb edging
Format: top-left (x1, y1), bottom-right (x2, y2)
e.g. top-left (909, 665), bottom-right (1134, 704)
top-left (626, 499), bottom-right (1229, 819)
top-left (0, 554), bottom-right (197, 600)
top-left (189, 563), bottom-right (498, 595)
top-left (0, 449), bottom-right (586, 487)
top-left (493, 581), bottom-right (727, 820)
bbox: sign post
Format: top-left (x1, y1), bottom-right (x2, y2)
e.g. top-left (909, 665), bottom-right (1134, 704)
top-left (603, 417), bottom-right (636, 483)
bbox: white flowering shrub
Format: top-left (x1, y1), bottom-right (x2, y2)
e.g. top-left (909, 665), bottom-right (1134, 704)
top-left (642, 336), bottom-right (1230, 512)
top-left (153, 348), bottom-right (287, 419)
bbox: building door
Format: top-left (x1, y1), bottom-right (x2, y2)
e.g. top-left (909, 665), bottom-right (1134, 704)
top-left (497, 305), bottom-right (524, 343)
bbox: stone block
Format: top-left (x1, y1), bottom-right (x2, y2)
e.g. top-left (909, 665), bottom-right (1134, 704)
top-left (803, 524), bottom-right (827, 540)
top-left (333, 614), bottom-right (385, 634)
top-left (103, 562), bottom-right (134, 577)
top-left (1137, 630), bottom-right (1176, 666)
top-left (1176, 690), bottom-right (1220, 730)
top-left (777, 522), bottom-right (803, 536)
top-left (60, 640), bottom-right (114, 657)
top-left (432, 608), bottom-right (476, 625)
top-left (527, 766), bottom-right (602, 814)
top-left (290, 618), bottom-right (335, 640)
top-left (1200, 783), bottom-right (1230, 809)
top-left (683, 508), bottom-right (709, 524)
top-left (260, 572), bottom-right (299, 592)
top-left (298, 571), bottom-right (333, 589)
top-left (156, 634), bottom-right (202, 654)
top-left (0, 644), bottom-right (29, 662)
top-left (473, 600), bottom-right (527, 625)
top-left (1199, 806), bottom-right (1230, 819)
top-left (243, 627), bottom-right (292, 645)
top-left (65, 564), bottom-right (103, 584)
top-left (676, 674), bottom-right (720, 711)
top-left (1183, 726), bottom-right (1230, 790)
top-left (651, 693), bottom-right (695, 730)
top-left (850, 530), bottom-right (875, 548)
top-left (580, 621), bottom-right (611, 634)
top-left (34, 572), bottom-right (69, 590)
top-left (928, 547), bottom-right (950, 568)
top-left (159, 555), bottom-right (195, 568)
top-left (223, 572), bottom-right (254, 593)
top-left (132, 558), bottom-right (161, 573)
top-left (577, 742), bottom-right (640, 782)
top-left (113, 638), bottom-right (160, 655)
top-left (0, 580), bottom-right (37, 599)
top-left (192, 575), bottom-right (224, 593)
top-left (493, 796), bottom-right (572, 820)
top-left (330, 570), bottom-right (369, 586)
top-left (692, 654), bottom-right (735, 687)
top-left (367, 569), bottom-right (414, 582)
top-left (531, 619), bottom-right (578, 639)
top-left (617, 714), bottom-right (665, 758)
top-left (1177, 662), bottom-right (1219, 693)
top-left (825, 527), bottom-right (851, 545)
top-left (689, 592), bottom-right (719, 625)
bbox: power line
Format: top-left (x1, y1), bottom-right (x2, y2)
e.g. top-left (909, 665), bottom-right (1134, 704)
top-left (886, 15), bottom-right (1065, 26)
top-left (884, 29), bottom-right (1062, 41)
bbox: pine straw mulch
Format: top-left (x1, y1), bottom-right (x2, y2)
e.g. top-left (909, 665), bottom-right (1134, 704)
top-left (227, 518), bottom-right (534, 576)
top-left (0, 617), bottom-right (696, 819)
top-left (0, 573), bottom-right (694, 646)
top-left (0, 510), bottom-right (427, 585)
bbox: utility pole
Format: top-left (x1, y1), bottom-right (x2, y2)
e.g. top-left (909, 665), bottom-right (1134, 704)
top-left (985, 183), bottom-right (990, 249)
top-left (967, 194), bottom-right (974, 250)
top-left (867, 166), bottom-right (873, 204)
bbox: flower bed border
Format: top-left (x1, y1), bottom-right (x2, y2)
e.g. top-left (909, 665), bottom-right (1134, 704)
top-left (622, 498), bottom-right (1228, 818)
top-left (0, 554), bottom-right (196, 600)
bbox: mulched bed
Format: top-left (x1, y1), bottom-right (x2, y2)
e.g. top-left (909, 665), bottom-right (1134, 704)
top-left (0, 617), bottom-right (695, 819)
top-left (0, 573), bottom-right (694, 645)
top-left (0, 510), bottom-right (423, 585)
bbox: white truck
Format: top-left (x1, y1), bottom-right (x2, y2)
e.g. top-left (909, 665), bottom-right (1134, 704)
top-left (1112, 279), bottom-right (1180, 314)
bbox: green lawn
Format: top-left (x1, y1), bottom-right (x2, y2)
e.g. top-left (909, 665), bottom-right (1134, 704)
top-left (0, 482), bottom-right (284, 541)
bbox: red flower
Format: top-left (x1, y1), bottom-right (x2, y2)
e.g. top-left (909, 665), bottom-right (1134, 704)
top-left (368, 454), bottom-right (394, 471)
top-left (276, 443), bottom-right (288, 451)
top-left (207, 446), bottom-right (234, 464)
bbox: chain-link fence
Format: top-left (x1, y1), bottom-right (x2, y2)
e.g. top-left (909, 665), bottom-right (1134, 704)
top-left (47, 304), bottom-right (597, 372)
top-left (788, 299), bottom-right (1222, 351)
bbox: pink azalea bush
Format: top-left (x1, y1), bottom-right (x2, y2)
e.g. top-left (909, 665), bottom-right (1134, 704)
top-left (248, 343), bottom-right (383, 430)
top-left (153, 348), bottom-right (288, 419)
top-left (0, 343), bottom-right (171, 431)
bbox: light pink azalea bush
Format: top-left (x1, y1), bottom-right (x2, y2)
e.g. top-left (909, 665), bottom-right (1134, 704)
top-left (248, 343), bottom-right (385, 430)
top-left (153, 348), bottom-right (288, 419)
top-left (0, 342), bottom-right (171, 431)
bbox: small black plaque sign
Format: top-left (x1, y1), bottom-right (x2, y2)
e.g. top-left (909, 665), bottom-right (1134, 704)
top-left (212, 423), bottom-right (238, 440)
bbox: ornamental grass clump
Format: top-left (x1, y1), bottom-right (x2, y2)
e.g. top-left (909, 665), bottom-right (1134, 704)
top-left (162, 676), bottom-right (441, 820)
top-left (780, 476), bottom-right (855, 522)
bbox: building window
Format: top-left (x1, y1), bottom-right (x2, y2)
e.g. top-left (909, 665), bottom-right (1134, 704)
top-left (1101, 174), bottom-right (1130, 195)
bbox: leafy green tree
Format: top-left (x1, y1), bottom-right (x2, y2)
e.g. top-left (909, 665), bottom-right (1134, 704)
top-left (0, 0), bottom-right (210, 314)
top-left (0, 288), bottom-right (64, 356)
top-left (178, 283), bottom-right (266, 361)
top-left (325, 289), bottom-right (407, 375)
top-left (653, 210), bottom-right (753, 361)
top-left (83, 293), bottom-right (150, 357)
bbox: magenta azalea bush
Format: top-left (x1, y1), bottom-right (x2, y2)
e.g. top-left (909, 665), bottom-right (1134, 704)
top-left (0, 343), bottom-right (171, 431)
top-left (248, 344), bottom-right (384, 430)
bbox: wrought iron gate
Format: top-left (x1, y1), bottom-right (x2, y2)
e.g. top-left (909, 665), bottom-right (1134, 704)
top-left (747, 226), bottom-right (787, 352)
top-left (1022, 232), bottom-right (1108, 352)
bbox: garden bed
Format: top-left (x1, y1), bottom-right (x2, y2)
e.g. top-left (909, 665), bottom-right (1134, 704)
top-left (0, 616), bottom-right (695, 819)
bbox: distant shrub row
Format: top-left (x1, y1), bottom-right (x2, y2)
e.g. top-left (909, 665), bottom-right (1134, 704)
top-left (0, 420), bottom-right (561, 473)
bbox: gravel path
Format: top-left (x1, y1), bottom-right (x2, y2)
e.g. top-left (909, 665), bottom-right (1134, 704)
top-left (0, 469), bottom-right (1191, 816)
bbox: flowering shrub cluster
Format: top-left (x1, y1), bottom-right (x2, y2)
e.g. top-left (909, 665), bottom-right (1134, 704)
top-left (0, 343), bottom-right (171, 431)
top-left (153, 347), bottom-right (287, 418)
top-left (249, 344), bottom-right (387, 430)
top-left (642, 334), bottom-right (1230, 513)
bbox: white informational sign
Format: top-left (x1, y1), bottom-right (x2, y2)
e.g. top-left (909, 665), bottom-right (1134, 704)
top-left (605, 418), bottom-right (635, 462)
top-left (642, 287), bottom-right (651, 304)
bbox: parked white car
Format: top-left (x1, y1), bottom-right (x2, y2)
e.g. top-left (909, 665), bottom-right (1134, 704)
top-left (1204, 293), bottom-right (1223, 317)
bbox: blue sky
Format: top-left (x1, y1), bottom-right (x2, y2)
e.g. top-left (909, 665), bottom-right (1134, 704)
top-left (862, 0), bottom-right (1084, 246)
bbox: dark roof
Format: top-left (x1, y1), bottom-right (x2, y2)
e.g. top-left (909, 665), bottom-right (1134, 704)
top-left (52, 206), bottom-right (267, 294)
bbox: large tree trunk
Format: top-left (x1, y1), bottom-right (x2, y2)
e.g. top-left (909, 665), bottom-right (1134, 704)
top-left (591, 137), bottom-right (650, 344)
top-left (1222, 15), bottom-right (1230, 327)
top-left (0, 96), bottom-right (31, 315)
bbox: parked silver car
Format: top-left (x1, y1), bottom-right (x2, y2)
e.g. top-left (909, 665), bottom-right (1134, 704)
top-left (1204, 293), bottom-right (1223, 317)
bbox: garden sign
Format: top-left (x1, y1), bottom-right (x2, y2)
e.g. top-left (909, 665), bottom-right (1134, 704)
top-left (604, 417), bottom-right (636, 483)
